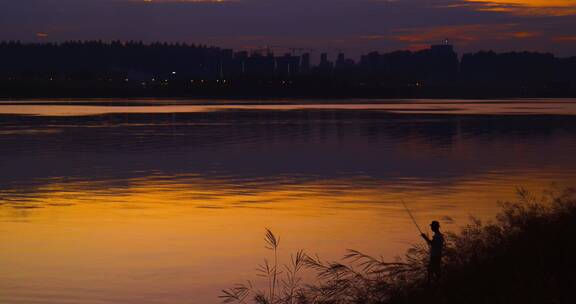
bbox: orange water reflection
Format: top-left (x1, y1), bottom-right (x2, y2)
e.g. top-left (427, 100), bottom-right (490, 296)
top-left (1, 99), bottom-right (576, 116)
top-left (1, 173), bottom-right (574, 303)
top-left (1, 103), bottom-right (576, 303)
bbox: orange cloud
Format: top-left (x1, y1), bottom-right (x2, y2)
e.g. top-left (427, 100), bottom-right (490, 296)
top-left (140, 0), bottom-right (237, 3)
top-left (510, 31), bottom-right (542, 38)
top-left (465, 0), bottom-right (576, 16)
top-left (391, 24), bottom-right (543, 46)
top-left (552, 35), bottom-right (576, 42)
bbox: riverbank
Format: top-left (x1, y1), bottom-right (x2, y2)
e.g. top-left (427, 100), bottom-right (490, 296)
top-left (222, 187), bottom-right (576, 304)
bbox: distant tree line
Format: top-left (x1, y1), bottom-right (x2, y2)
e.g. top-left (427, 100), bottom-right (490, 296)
top-left (1, 40), bottom-right (575, 98)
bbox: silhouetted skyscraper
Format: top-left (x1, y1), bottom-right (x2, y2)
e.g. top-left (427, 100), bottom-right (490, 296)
top-left (301, 53), bottom-right (311, 73)
top-left (319, 53), bottom-right (332, 71)
top-left (431, 44), bottom-right (455, 56)
top-left (336, 53), bottom-right (345, 68)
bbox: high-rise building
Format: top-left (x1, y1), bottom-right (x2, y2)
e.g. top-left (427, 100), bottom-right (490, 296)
top-left (301, 53), bottom-right (311, 73)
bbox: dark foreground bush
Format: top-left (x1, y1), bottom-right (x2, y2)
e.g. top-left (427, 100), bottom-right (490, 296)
top-left (221, 187), bottom-right (576, 304)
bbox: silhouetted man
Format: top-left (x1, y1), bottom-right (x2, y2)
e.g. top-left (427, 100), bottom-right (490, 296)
top-left (421, 220), bottom-right (444, 283)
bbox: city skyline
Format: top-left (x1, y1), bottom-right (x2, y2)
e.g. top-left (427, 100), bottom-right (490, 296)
top-left (2, 40), bottom-right (574, 99)
top-left (2, 0), bottom-right (576, 58)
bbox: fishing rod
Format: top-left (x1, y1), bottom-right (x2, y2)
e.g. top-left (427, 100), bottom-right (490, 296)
top-left (401, 199), bottom-right (423, 234)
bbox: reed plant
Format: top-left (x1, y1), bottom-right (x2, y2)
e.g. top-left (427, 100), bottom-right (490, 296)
top-left (220, 229), bottom-right (307, 304)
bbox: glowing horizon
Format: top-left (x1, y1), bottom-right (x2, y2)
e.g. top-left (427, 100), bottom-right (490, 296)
top-left (466, 0), bottom-right (576, 16)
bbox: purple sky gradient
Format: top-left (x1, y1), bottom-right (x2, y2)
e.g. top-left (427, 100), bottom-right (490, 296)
top-left (1, 0), bottom-right (575, 58)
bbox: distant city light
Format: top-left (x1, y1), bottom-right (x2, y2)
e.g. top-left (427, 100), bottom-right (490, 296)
top-left (172, 71), bottom-right (176, 75)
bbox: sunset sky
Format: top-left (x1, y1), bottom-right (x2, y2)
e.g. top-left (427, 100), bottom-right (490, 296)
top-left (2, 0), bottom-right (576, 57)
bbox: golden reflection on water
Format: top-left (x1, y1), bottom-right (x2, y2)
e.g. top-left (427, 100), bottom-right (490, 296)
top-left (1, 99), bottom-right (576, 116)
top-left (1, 173), bottom-right (573, 303)
top-left (1, 102), bottom-right (576, 303)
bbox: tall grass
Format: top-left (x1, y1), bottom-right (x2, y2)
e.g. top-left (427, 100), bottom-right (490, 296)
top-left (220, 228), bottom-right (307, 304)
top-left (221, 187), bottom-right (576, 304)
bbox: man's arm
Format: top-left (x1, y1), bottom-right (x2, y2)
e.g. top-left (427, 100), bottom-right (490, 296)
top-left (421, 233), bottom-right (432, 244)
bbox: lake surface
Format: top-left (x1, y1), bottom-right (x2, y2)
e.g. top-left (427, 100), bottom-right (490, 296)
top-left (1, 99), bottom-right (576, 303)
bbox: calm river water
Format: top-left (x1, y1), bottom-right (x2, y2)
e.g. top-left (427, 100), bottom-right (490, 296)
top-left (1, 99), bottom-right (576, 303)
